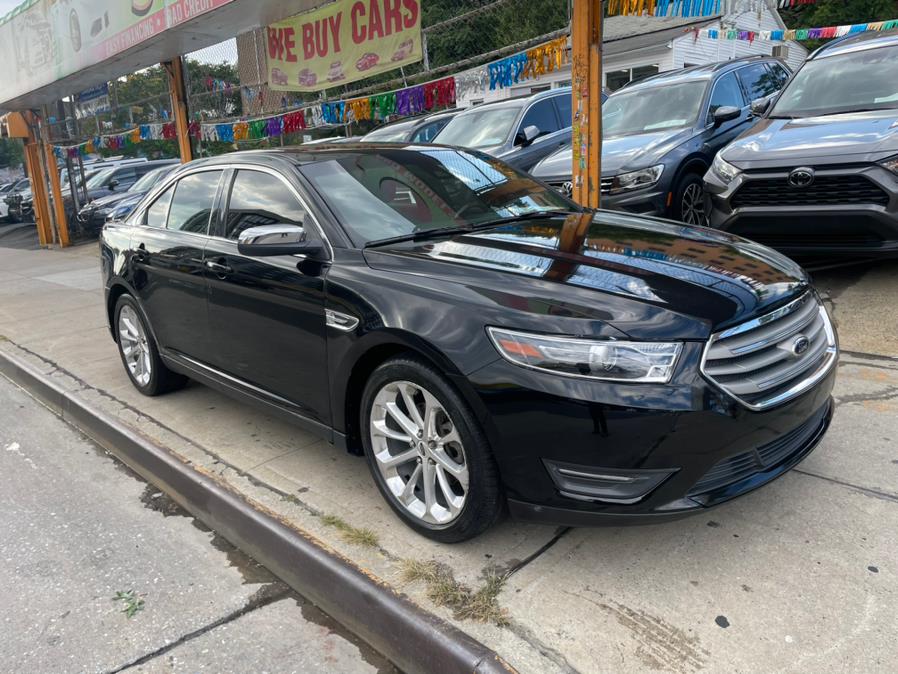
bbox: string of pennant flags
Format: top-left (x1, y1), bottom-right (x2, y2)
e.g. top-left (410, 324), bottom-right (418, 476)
top-left (52, 36), bottom-right (569, 158)
top-left (605, 0), bottom-right (820, 16)
top-left (696, 17), bottom-right (898, 42)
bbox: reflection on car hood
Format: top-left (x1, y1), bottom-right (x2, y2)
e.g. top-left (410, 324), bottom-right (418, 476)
top-left (532, 128), bottom-right (693, 179)
top-left (723, 109), bottom-right (898, 165)
top-left (363, 212), bottom-right (808, 339)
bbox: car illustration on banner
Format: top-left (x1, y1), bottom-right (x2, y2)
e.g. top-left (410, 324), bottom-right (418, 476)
top-left (298, 68), bottom-right (318, 87)
top-left (326, 61), bottom-right (345, 82)
top-left (271, 67), bottom-right (289, 86)
top-left (391, 38), bottom-right (414, 62)
top-left (131, 0), bottom-right (154, 16)
top-left (355, 52), bottom-right (380, 71)
top-left (53, 0), bottom-right (111, 53)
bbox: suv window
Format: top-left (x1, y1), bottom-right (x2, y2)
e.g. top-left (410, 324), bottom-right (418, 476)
top-left (768, 62), bottom-right (790, 89)
top-left (111, 167), bottom-right (137, 188)
top-left (144, 184), bottom-right (174, 228)
top-left (737, 63), bottom-right (778, 101)
top-left (708, 72), bottom-right (746, 121)
top-left (224, 170), bottom-right (306, 240)
top-left (167, 171), bottom-right (222, 234)
top-left (520, 98), bottom-right (560, 138)
top-left (554, 93), bottom-right (572, 128)
top-left (411, 119), bottom-right (450, 143)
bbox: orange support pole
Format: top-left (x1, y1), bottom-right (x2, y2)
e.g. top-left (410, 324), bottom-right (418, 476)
top-left (164, 57), bottom-right (194, 163)
top-left (571, 0), bottom-right (603, 209)
top-left (45, 142), bottom-right (70, 247)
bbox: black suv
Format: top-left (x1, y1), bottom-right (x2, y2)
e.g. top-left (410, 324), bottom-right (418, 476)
top-left (532, 57), bottom-right (790, 225)
top-left (101, 146), bottom-right (836, 542)
top-left (705, 30), bottom-right (898, 256)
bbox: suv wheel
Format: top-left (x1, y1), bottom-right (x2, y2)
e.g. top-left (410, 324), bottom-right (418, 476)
top-left (114, 295), bottom-right (187, 396)
top-left (674, 173), bottom-right (708, 226)
top-left (361, 356), bottom-right (502, 542)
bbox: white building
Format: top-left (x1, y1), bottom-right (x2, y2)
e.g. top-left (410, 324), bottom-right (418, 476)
top-left (457, 0), bottom-right (807, 107)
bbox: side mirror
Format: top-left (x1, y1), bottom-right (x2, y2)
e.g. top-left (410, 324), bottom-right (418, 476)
top-left (713, 105), bottom-right (741, 127)
top-left (750, 97), bottom-right (772, 116)
top-left (108, 178), bottom-right (121, 190)
top-left (515, 125), bottom-right (540, 146)
top-left (237, 224), bottom-right (323, 258)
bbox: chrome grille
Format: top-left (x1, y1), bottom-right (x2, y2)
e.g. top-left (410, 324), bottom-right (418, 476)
top-left (701, 293), bottom-right (837, 410)
top-left (548, 178), bottom-right (614, 197)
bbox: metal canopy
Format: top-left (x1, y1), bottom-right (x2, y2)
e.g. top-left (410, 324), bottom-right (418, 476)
top-left (0, 0), bottom-right (319, 111)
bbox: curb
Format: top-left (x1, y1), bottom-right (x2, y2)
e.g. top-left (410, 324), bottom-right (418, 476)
top-left (0, 348), bottom-right (516, 674)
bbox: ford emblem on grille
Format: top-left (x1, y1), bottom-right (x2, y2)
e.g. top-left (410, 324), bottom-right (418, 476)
top-left (560, 181), bottom-right (573, 197)
top-left (791, 334), bottom-right (811, 356)
top-left (788, 167), bottom-right (815, 188)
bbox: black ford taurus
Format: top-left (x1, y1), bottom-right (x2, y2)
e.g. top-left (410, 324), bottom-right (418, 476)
top-left (100, 146), bottom-right (837, 542)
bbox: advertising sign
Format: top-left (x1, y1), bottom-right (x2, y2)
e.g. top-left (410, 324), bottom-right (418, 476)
top-left (266, 0), bottom-right (422, 92)
top-left (75, 82), bottom-right (110, 119)
top-left (0, 0), bottom-right (236, 105)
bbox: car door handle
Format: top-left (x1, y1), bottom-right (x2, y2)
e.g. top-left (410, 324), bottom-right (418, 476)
top-left (205, 260), bottom-right (233, 275)
top-left (134, 245), bottom-right (149, 263)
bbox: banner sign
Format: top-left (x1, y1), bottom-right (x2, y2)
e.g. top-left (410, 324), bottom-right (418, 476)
top-left (266, 0), bottom-right (422, 92)
top-left (0, 0), bottom-right (236, 105)
top-left (75, 83), bottom-right (111, 119)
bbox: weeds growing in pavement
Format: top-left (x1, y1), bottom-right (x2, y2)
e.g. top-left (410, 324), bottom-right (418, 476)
top-left (320, 514), bottom-right (380, 548)
top-left (113, 590), bottom-right (145, 618)
top-left (400, 559), bottom-right (509, 626)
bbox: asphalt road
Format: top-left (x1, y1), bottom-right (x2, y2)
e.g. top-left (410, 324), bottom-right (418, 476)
top-left (0, 374), bottom-right (400, 674)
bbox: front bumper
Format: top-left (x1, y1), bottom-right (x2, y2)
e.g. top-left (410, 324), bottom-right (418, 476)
top-left (705, 163), bottom-right (898, 256)
top-left (542, 175), bottom-right (670, 216)
top-left (466, 343), bottom-right (836, 525)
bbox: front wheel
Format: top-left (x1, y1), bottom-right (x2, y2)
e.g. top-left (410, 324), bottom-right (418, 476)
top-left (673, 173), bottom-right (708, 226)
top-left (361, 356), bottom-right (502, 542)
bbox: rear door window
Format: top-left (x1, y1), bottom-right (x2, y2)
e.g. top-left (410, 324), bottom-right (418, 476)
top-left (167, 171), bottom-right (223, 234)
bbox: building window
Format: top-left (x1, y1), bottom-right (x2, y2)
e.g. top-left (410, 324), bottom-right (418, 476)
top-left (605, 65), bottom-right (660, 92)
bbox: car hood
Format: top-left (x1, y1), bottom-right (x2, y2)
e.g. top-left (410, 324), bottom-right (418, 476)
top-left (723, 109), bottom-right (898, 165)
top-left (363, 212), bottom-right (808, 339)
top-left (532, 128), bottom-right (692, 179)
top-left (89, 190), bottom-right (144, 209)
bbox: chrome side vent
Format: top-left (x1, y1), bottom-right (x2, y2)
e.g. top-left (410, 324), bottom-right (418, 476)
top-left (701, 292), bottom-right (837, 410)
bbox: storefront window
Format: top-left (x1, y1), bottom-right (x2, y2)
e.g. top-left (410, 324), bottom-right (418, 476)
top-left (605, 65), bottom-right (660, 91)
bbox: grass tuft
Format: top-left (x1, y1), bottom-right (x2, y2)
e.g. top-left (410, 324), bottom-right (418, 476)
top-left (400, 559), bottom-right (509, 626)
top-left (113, 589), bottom-right (145, 619)
top-left (320, 513), bottom-right (380, 548)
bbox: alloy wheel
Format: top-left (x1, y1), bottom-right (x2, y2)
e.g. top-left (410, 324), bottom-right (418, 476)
top-left (118, 305), bottom-right (152, 387)
top-left (681, 182), bottom-right (707, 226)
top-left (370, 381), bottom-right (469, 526)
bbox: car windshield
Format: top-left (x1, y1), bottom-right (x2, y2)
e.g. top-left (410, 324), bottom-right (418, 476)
top-left (435, 106), bottom-right (522, 149)
top-left (299, 148), bottom-right (576, 245)
top-left (131, 166), bottom-right (171, 192)
top-left (770, 44), bottom-right (898, 118)
top-left (362, 120), bottom-right (418, 142)
top-left (603, 81), bottom-right (707, 136)
top-left (86, 168), bottom-right (115, 189)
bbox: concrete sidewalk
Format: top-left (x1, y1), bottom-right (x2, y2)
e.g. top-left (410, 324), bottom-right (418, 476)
top-left (0, 372), bottom-right (397, 673)
top-left (1, 242), bottom-right (895, 673)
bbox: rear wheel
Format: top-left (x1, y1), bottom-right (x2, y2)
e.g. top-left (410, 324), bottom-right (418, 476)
top-left (673, 172), bottom-right (708, 226)
top-left (114, 294), bottom-right (187, 396)
top-left (361, 356), bottom-right (502, 542)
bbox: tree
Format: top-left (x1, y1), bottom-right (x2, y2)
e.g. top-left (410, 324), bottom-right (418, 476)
top-left (0, 138), bottom-right (24, 169)
top-left (781, 0), bottom-right (898, 49)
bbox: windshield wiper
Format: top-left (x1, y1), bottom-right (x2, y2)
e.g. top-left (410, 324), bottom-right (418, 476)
top-left (814, 107), bottom-right (893, 117)
top-left (363, 211), bottom-right (578, 249)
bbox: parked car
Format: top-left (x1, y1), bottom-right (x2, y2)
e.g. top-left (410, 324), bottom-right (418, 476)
top-left (78, 163), bottom-right (179, 231)
top-left (705, 31), bottom-right (898, 256)
top-left (0, 180), bottom-right (21, 221)
top-left (5, 178), bottom-right (32, 222)
top-left (434, 87), bottom-right (576, 171)
top-left (361, 110), bottom-right (459, 144)
top-left (101, 146), bottom-right (837, 541)
top-left (532, 57), bottom-right (790, 225)
top-left (80, 159), bottom-right (176, 203)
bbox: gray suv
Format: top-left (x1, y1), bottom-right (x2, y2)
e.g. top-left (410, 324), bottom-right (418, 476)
top-left (705, 30), bottom-right (898, 256)
top-left (434, 87), bottom-right (573, 171)
top-left (531, 57), bottom-right (790, 225)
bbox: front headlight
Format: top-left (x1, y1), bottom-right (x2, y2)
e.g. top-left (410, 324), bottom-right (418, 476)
top-left (608, 165), bottom-right (664, 194)
top-left (711, 153), bottom-right (741, 185)
top-left (878, 155), bottom-right (898, 175)
top-left (487, 328), bottom-right (682, 383)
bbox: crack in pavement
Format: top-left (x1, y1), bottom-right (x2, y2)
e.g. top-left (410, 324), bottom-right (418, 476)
top-left (105, 583), bottom-right (291, 674)
top-left (503, 527), bottom-right (571, 579)
top-left (792, 469), bottom-right (898, 504)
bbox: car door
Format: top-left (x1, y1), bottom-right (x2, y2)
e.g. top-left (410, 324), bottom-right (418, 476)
top-left (702, 71), bottom-right (749, 153)
top-left (505, 97), bottom-right (565, 171)
top-left (203, 167), bottom-right (331, 425)
top-left (128, 168), bottom-right (224, 360)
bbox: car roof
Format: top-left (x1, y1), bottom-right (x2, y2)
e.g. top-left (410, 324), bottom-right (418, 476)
top-left (619, 56), bottom-right (780, 92)
top-left (810, 28), bottom-right (898, 59)
top-left (455, 86), bottom-right (572, 114)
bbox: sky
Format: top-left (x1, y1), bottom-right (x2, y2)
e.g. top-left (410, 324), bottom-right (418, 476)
top-left (0, 0), bottom-right (20, 16)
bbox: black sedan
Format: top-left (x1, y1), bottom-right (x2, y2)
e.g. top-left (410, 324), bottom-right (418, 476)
top-left (100, 146), bottom-right (837, 542)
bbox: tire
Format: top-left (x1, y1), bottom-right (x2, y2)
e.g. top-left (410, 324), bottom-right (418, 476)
top-left (361, 355), bottom-right (502, 543)
top-left (114, 294), bottom-right (187, 396)
top-left (673, 172), bottom-right (708, 226)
